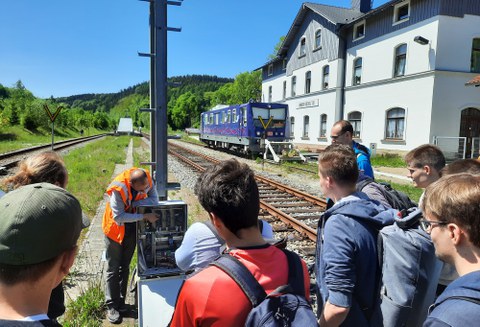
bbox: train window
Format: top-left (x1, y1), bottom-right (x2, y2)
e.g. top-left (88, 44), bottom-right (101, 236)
top-left (209, 113), bottom-right (214, 125)
top-left (270, 108), bottom-right (286, 120)
top-left (215, 113), bottom-right (219, 125)
top-left (252, 107), bottom-right (270, 120)
top-left (226, 110), bottom-right (231, 123)
top-left (203, 114), bottom-right (209, 125)
top-left (241, 107), bottom-right (247, 126)
top-left (233, 109), bottom-right (238, 123)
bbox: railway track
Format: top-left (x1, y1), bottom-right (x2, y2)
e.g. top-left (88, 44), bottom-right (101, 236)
top-left (168, 142), bottom-right (326, 248)
top-left (0, 134), bottom-right (109, 171)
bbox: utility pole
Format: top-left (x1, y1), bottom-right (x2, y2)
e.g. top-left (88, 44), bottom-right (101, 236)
top-left (139, 0), bottom-right (182, 200)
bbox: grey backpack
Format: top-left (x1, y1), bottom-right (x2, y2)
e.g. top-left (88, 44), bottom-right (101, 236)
top-left (371, 208), bottom-right (443, 327)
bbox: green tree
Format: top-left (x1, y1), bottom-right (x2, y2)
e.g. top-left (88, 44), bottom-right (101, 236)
top-left (268, 36), bottom-right (285, 60)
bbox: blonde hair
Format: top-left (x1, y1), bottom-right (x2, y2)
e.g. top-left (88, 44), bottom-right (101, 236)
top-left (3, 151), bottom-right (68, 190)
top-left (421, 173), bottom-right (480, 247)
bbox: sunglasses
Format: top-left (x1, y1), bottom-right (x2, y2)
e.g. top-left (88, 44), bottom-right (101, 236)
top-left (419, 219), bottom-right (448, 234)
top-left (330, 130), bottom-right (347, 140)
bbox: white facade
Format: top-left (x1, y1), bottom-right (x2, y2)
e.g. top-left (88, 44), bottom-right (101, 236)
top-left (260, 1), bottom-right (480, 156)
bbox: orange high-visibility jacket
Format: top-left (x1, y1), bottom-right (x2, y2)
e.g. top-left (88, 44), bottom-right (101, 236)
top-left (102, 168), bottom-right (153, 244)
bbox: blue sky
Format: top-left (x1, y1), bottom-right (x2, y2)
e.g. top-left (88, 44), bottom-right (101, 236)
top-left (0, 0), bottom-right (388, 98)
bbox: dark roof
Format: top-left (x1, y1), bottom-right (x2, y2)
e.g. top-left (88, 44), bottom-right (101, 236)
top-left (304, 3), bottom-right (363, 24)
top-left (466, 75), bottom-right (480, 86)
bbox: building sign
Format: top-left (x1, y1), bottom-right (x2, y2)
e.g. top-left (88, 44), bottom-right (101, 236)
top-left (298, 99), bottom-right (319, 109)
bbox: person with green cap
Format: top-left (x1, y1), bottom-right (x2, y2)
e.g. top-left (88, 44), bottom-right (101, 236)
top-left (0, 183), bottom-right (83, 326)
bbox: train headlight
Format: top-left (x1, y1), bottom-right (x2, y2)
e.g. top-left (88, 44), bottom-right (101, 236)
top-left (280, 132), bottom-right (284, 136)
top-left (256, 131), bottom-right (261, 136)
top-left (275, 132), bottom-right (278, 136)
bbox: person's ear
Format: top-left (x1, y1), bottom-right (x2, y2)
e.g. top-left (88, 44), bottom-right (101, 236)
top-left (424, 165), bottom-right (431, 175)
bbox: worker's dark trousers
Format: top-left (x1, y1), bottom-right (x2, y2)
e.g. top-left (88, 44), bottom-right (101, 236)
top-left (105, 223), bottom-right (136, 309)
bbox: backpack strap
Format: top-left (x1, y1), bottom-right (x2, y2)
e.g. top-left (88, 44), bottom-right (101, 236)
top-left (356, 178), bottom-right (374, 192)
top-left (437, 295), bottom-right (480, 306)
top-left (211, 254), bottom-right (267, 307)
top-left (283, 249), bottom-right (305, 296)
top-left (203, 220), bottom-right (225, 245)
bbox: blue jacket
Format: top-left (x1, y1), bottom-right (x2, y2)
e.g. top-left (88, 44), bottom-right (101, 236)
top-left (316, 192), bottom-right (396, 326)
top-left (423, 270), bottom-right (480, 327)
top-left (353, 141), bottom-right (374, 179)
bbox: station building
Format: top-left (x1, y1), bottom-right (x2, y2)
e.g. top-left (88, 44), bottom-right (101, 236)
top-left (259, 0), bottom-right (480, 158)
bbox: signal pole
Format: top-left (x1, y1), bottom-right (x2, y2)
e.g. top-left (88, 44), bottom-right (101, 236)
top-left (140, 0), bottom-right (181, 200)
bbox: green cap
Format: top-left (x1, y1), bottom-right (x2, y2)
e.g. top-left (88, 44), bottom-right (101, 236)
top-left (0, 183), bottom-right (83, 265)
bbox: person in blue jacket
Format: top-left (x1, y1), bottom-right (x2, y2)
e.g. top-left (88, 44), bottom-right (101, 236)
top-left (315, 144), bottom-right (396, 326)
top-left (330, 120), bottom-right (374, 179)
top-left (421, 173), bottom-right (480, 327)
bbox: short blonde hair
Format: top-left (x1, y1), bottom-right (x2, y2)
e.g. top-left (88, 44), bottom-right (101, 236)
top-left (421, 173), bottom-right (480, 247)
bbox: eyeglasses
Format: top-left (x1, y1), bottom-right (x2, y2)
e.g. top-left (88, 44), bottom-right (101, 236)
top-left (330, 131), bottom-right (347, 140)
top-left (419, 219), bottom-right (448, 234)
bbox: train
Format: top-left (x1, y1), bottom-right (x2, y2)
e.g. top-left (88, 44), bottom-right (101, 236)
top-left (199, 102), bottom-right (289, 157)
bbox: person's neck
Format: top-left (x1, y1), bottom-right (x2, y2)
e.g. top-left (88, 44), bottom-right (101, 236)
top-left (452, 245), bottom-right (480, 277)
top-left (329, 189), bottom-right (355, 204)
top-left (0, 282), bottom-right (50, 319)
top-left (225, 227), bottom-right (267, 249)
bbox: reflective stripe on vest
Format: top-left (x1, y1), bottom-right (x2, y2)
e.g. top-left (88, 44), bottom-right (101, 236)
top-left (102, 168), bottom-right (153, 244)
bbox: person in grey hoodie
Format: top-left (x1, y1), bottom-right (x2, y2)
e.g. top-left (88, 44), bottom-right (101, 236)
top-left (421, 173), bottom-right (480, 327)
top-left (315, 144), bottom-right (396, 327)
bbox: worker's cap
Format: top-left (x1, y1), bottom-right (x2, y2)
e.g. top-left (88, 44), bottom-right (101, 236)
top-left (0, 183), bottom-right (83, 265)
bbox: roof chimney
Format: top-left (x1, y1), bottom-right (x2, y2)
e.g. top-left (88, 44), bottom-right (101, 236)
top-left (351, 0), bottom-right (372, 13)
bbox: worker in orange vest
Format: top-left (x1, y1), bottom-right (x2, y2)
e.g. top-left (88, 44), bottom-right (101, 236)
top-left (102, 168), bottom-right (159, 324)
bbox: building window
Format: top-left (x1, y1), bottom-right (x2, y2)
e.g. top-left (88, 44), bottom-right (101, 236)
top-left (282, 81), bottom-right (287, 100)
top-left (290, 117), bottom-right (295, 137)
top-left (267, 64), bottom-right (273, 76)
top-left (315, 29), bottom-right (322, 49)
top-left (353, 21), bottom-right (365, 40)
top-left (282, 59), bottom-right (287, 70)
top-left (320, 114), bottom-right (327, 137)
top-left (394, 44), bottom-right (407, 77)
top-left (386, 108), bottom-right (405, 139)
top-left (322, 65), bottom-right (329, 89)
top-left (393, 1), bottom-right (410, 24)
top-left (291, 76), bottom-right (296, 97)
top-left (303, 115), bottom-right (309, 137)
top-left (353, 57), bottom-right (362, 85)
top-left (471, 38), bottom-right (480, 73)
top-left (305, 71), bottom-right (311, 94)
top-left (348, 111), bottom-right (362, 138)
top-left (268, 86), bottom-right (272, 102)
top-left (299, 37), bottom-right (306, 57)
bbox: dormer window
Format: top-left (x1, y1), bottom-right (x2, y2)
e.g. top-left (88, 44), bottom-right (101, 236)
top-left (353, 21), bottom-right (365, 41)
top-left (393, 1), bottom-right (410, 25)
top-left (299, 37), bottom-right (306, 57)
top-left (267, 64), bottom-right (273, 76)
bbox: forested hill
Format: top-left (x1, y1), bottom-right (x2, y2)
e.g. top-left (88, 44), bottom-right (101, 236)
top-left (56, 75), bottom-right (233, 113)
top-left (0, 72), bottom-right (259, 133)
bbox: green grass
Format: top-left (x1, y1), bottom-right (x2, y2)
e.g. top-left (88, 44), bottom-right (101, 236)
top-left (0, 125), bottom-right (105, 154)
top-left (63, 136), bottom-right (132, 217)
top-left (62, 282), bottom-right (105, 327)
top-left (371, 153), bottom-right (405, 168)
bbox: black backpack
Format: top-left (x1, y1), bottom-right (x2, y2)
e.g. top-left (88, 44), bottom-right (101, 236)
top-left (357, 178), bottom-right (417, 211)
top-left (211, 249), bottom-right (317, 326)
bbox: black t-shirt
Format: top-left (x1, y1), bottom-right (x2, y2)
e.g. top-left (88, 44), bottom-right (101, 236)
top-left (0, 319), bottom-right (61, 326)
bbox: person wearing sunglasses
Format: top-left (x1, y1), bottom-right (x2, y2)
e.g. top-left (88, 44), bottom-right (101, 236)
top-left (330, 120), bottom-right (374, 179)
top-left (421, 174), bottom-right (480, 327)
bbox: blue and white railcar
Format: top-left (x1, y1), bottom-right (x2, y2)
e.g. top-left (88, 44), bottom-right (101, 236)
top-left (200, 102), bottom-right (288, 155)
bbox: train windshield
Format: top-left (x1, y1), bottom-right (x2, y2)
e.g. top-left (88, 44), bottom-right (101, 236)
top-left (251, 107), bottom-right (286, 120)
